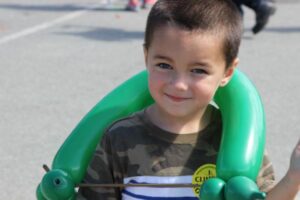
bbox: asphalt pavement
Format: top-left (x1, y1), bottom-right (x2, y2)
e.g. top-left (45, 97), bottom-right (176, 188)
top-left (0, 0), bottom-right (299, 199)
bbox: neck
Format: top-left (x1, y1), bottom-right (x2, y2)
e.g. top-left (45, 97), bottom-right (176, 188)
top-left (147, 104), bottom-right (212, 134)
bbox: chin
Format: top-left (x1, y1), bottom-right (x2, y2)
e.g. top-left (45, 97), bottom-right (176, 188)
top-left (165, 109), bottom-right (195, 118)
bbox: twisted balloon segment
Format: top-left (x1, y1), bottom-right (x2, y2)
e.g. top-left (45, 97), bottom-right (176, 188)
top-left (37, 70), bottom-right (266, 200)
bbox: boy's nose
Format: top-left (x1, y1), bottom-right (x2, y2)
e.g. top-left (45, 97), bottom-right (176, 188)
top-left (170, 74), bottom-right (189, 91)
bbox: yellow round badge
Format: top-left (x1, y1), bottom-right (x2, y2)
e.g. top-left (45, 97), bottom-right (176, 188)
top-left (192, 164), bottom-right (216, 196)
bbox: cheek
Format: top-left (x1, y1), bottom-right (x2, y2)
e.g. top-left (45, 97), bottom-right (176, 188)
top-left (148, 72), bottom-right (166, 97)
top-left (193, 82), bottom-right (219, 102)
top-left (148, 71), bottom-right (169, 89)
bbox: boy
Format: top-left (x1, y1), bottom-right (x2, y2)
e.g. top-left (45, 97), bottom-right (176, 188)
top-left (77, 0), bottom-right (300, 199)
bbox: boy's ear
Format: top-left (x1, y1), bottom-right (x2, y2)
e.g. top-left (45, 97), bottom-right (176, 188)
top-left (220, 58), bottom-right (239, 87)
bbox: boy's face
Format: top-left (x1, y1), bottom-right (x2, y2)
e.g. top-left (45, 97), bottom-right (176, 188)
top-left (144, 25), bottom-right (237, 119)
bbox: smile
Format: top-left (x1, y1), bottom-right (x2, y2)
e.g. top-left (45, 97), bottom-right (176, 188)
top-left (165, 93), bottom-right (191, 102)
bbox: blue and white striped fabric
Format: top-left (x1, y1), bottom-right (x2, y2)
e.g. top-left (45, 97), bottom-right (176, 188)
top-left (122, 176), bottom-right (198, 200)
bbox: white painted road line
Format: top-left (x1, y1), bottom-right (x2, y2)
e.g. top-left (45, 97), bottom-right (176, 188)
top-left (0, 4), bottom-right (100, 45)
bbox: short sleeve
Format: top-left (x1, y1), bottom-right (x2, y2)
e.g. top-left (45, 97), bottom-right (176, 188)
top-left (256, 151), bottom-right (276, 193)
top-left (76, 133), bottom-right (121, 200)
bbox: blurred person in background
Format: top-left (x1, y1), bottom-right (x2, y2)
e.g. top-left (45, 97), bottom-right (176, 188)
top-left (232, 0), bottom-right (276, 34)
top-left (126, 0), bottom-right (157, 11)
top-left (126, 0), bottom-right (275, 34)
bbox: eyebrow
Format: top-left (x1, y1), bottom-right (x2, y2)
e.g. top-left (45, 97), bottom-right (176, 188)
top-left (153, 55), bottom-right (173, 62)
top-left (191, 61), bottom-right (211, 68)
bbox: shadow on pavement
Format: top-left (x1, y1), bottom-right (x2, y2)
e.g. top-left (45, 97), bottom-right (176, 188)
top-left (264, 26), bottom-right (300, 33)
top-left (55, 26), bottom-right (144, 42)
top-left (0, 3), bottom-right (128, 12)
top-left (244, 26), bottom-right (300, 34)
top-left (0, 3), bottom-right (91, 12)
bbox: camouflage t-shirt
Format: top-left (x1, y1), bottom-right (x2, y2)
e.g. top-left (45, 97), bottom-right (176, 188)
top-left (77, 107), bottom-right (275, 200)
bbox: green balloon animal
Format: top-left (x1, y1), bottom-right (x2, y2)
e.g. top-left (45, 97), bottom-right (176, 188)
top-left (36, 69), bottom-right (266, 200)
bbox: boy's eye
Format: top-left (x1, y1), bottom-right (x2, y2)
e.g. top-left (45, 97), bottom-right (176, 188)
top-left (156, 63), bottom-right (172, 70)
top-left (190, 68), bottom-right (207, 74)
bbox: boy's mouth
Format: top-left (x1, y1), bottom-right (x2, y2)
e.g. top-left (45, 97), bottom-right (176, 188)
top-left (164, 93), bottom-right (191, 102)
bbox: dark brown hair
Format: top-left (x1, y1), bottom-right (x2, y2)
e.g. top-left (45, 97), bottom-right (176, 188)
top-left (144, 0), bottom-right (243, 68)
